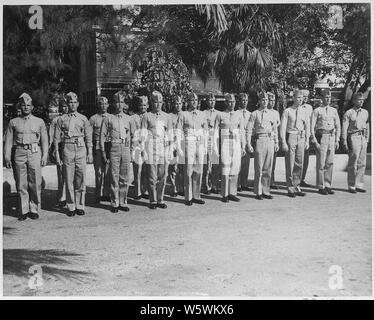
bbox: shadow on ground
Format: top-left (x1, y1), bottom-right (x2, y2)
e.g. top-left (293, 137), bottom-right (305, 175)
top-left (3, 249), bottom-right (93, 283)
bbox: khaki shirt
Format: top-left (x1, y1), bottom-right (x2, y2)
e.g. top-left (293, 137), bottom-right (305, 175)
top-left (100, 112), bottom-right (135, 151)
top-left (236, 108), bottom-right (251, 129)
top-left (342, 107), bottom-right (370, 142)
top-left (205, 108), bottom-right (221, 129)
top-left (54, 112), bottom-right (92, 148)
top-left (301, 103), bottom-right (313, 120)
top-left (310, 105), bottom-right (341, 142)
top-left (177, 109), bottom-right (208, 139)
top-left (215, 110), bottom-right (244, 146)
top-left (246, 108), bottom-right (278, 144)
top-left (280, 106), bottom-right (310, 142)
top-left (4, 115), bottom-right (48, 160)
top-left (141, 111), bottom-right (172, 143)
top-left (89, 113), bottom-right (109, 149)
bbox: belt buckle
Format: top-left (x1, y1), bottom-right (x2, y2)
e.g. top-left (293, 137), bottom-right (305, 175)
top-left (23, 144), bottom-right (28, 150)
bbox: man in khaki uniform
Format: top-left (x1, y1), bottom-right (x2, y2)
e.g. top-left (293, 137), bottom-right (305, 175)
top-left (49, 96), bottom-right (69, 207)
top-left (54, 92), bottom-right (93, 216)
top-left (4, 93), bottom-right (48, 220)
top-left (89, 96), bottom-right (110, 202)
top-left (342, 92), bottom-right (370, 193)
top-left (202, 93), bottom-right (220, 194)
top-left (177, 92), bottom-right (208, 206)
top-left (267, 92), bottom-right (281, 189)
top-left (300, 89), bottom-right (314, 187)
top-left (246, 91), bottom-right (279, 200)
top-left (131, 95), bottom-right (149, 200)
top-left (310, 88), bottom-right (341, 195)
top-left (215, 93), bottom-right (244, 202)
top-left (168, 95), bottom-right (184, 197)
top-left (280, 90), bottom-right (310, 197)
top-left (141, 91), bottom-right (172, 209)
top-left (101, 92), bottom-right (135, 212)
top-left (236, 93), bottom-right (252, 192)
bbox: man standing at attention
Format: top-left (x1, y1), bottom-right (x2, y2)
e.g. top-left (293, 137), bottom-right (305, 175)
top-left (4, 93), bottom-right (48, 221)
top-left (89, 96), bottom-right (110, 203)
top-left (310, 88), bottom-right (341, 195)
top-left (246, 91), bottom-right (279, 200)
top-left (100, 91), bottom-right (135, 212)
top-left (49, 95), bottom-right (69, 208)
top-left (236, 93), bottom-right (252, 192)
top-left (131, 95), bottom-right (149, 200)
top-left (267, 92), bottom-right (281, 189)
top-left (168, 95), bottom-right (185, 197)
top-left (341, 92), bottom-right (370, 193)
top-left (280, 89), bottom-right (310, 197)
top-left (300, 89), bottom-right (314, 187)
top-left (141, 91), bottom-right (172, 209)
top-left (202, 93), bottom-right (220, 194)
top-left (215, 93), bottom-right (244, 202)
top-left (54, 92), bottom-right (93, 216)
top-left (177, 92), bottom-right (208, 206)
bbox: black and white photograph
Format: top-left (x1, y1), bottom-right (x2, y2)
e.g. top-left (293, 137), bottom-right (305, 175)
top-left (1, 1), bottom-right (372, 298)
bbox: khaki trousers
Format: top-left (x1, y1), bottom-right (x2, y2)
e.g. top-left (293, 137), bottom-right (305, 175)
top-left (63, 143), bottom-right (87, 211)
top-left (285, 133), bottom-right (305, 192)
top-left (184, 138), bottom-right (205, 201)
top-left (12, 147), bottom-right (42, 214)
top-left (254, 136), bottom-right (274, 196)
top-left (110, 143), bottom-right (131, 207)
top-left (315, 133), bottom-right (335, 189)
top-left (146, 163), bottom-right (167, 204)
top-left (347, 134), bottom-right (367, 189)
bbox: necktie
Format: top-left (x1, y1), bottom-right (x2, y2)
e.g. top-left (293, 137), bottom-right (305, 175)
top-left (356, 109), bottom-right (362, 129)
top-left (295, 108), bottom-right (302, 130)
top-left (118, 114), bottom-right (126, 139)
top-left (192, 111), bottom-right (197, 129)
top-left (67, 114), bottom-right (76, 137)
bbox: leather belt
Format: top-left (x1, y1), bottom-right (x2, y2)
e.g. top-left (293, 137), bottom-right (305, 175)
top-left (15, 143), bottom-right (38, 150)
top-left (64, 137), bottom-right (84, 144)
top-left (316, 129), bottom-right (334, 134)
top-left (348, 130), bottom-right (365, 136)
top-left (255, 132), bottom-right (272, 138)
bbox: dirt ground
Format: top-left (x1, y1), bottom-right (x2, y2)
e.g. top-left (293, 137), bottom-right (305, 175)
top-left (2, 163), bottom-right (372, 297)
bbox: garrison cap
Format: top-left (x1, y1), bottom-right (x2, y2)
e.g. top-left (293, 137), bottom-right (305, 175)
top-left (206, 93), bottom-right (216, 100)
top-left (18, 92), bottom-right (32, 105)
top-left (113, 91), bottom-right (126, 103)
top-left (267, 92), bottom-right (275, 100)
top-left (151, 91), bottom-right (163, 102)
top-left (352, 92), bottom-right (365, 101)
top-left (321, 88), bottom-right (331, 97)
top-left (97, 96), bottom-right (109, 104)
top-left (224, 93), bottom-right (235, 101)
top-left (238, 93), bottom-right (248, 100)
top-left (257, 91), bottom-right (268, 99)
top-left (66, 92), bottom-right (78, 103)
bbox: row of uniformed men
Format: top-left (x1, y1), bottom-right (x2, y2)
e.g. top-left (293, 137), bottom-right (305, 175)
top-left (4, 88), bottom-right (369, 220)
